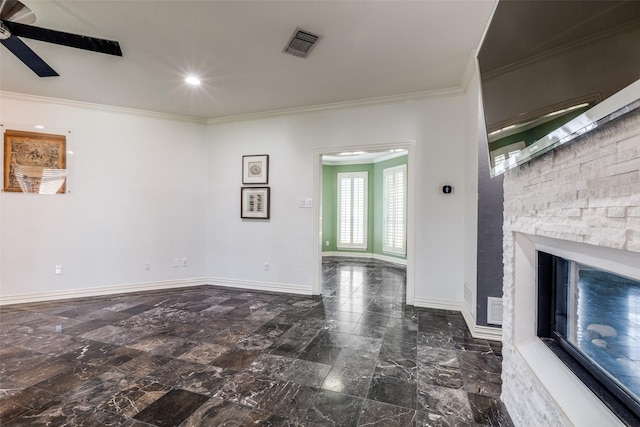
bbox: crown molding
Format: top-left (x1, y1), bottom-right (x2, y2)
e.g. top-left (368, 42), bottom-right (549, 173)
top-left (206, 87), bottom-right (464, 125)
top-left (0, 92), bottom-right (207, 124)
top-left (2, 84), bottom-right (467, 127)
top-left (2, 86), bottom-right (465, 126)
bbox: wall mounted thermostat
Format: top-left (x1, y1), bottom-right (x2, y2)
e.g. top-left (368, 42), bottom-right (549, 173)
top-left (442, 185), bottom-right (453, 194)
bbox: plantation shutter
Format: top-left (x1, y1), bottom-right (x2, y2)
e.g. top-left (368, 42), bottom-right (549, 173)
top-left (383, 164), bottom-right (406, 255)
top-left (337, 172), bottom-right (368, 249)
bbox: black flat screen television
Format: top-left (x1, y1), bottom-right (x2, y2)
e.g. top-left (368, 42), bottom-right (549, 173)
top-left (478, 0), bottom-right (640, 177)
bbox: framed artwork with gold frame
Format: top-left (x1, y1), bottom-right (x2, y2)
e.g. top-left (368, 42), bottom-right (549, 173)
top-left (3, 129), bottom-right (67, 194)
top-left (242, 154), bottom-right (269, 184)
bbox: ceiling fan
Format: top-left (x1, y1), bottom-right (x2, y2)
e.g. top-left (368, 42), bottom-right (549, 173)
top-left (0, 0), bottom-right (122, 77)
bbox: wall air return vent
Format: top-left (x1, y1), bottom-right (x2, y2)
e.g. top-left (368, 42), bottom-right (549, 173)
top-left (487, 297), bottom-right (503, 326)
top-left (283, 28), bottom-right (320, 58)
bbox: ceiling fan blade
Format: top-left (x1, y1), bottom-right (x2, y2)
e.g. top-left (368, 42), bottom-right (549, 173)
top-left (3, 21), bottom-right (122, 56)
top-left (1, 34), bottom-right (58, 76)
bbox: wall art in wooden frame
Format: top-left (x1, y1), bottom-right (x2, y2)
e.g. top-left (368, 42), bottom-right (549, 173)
top-left (3, 129), bottom-right (67, 194)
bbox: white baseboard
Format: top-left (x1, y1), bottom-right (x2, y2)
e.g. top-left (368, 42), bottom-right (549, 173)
top-left (0, 278), bottom-right (210, 306)
top-left (322, 251), bottom-right (407, 266)
top-left (472, 325), bottom-right (502, 341)
top-left (413, 296), bottom-right (461, 311)
top-left (414, 296), bottom-right (502, 341)
top-left (462, 303), bottom-right (502, 341)
top-left (208, 277), bottom-right (312, 295)
top-left (0, 277), bottom-right (313, 306)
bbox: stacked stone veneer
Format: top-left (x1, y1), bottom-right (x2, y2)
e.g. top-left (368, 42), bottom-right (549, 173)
top-left (501, 108), bottom-right (640, 426)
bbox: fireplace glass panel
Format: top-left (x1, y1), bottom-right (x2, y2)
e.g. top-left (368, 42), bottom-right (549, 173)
top-left (556, 261), bottom-right (640, 406)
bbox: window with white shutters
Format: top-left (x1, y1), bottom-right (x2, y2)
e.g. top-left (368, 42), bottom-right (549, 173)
top-left (383, 164), bottom-right (406, 255)
top-left (337, 172), bottom-right (368, 249)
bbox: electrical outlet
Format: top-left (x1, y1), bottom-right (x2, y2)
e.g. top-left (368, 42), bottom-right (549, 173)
top-left (144, 262), bottom-right (151, 271)
top-left (325, 241), bottom-right (330, 247)
top-left (55, 265), bottom-right (63, 275)
top-left (55, 325), bottom-right (62, 333)
top-left (264, 262), bottom-right (269, 271)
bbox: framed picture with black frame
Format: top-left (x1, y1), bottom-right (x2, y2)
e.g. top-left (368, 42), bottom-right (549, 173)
top-left (241, 186), bottom-right (270, 219)
top-left (242, 154), bottom-right (269, 184)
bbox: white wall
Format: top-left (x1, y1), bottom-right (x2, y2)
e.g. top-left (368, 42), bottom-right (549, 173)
top-left (0, 93), bottom-right (208, 302)
top-left (1, 90), bottom-right (478, 312)
top-left (206, 95), bottom-right (471, 305)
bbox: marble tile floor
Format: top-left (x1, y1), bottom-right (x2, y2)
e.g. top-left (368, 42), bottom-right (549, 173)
top-left (0, 257), bottom-right (513, 426)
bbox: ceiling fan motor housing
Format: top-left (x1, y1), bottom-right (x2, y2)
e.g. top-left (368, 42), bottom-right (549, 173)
top-left (0, 21), bottom-right (10, 40)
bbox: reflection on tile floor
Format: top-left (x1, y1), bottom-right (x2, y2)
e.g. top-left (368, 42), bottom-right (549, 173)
top-left (0, 257), bottom-right (513, 426)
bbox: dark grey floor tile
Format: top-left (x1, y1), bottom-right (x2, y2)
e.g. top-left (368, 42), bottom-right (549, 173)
top-left (358, 399), bottom-right (417, 426)
top-left (457, 351), bottom-right (502, 375)
top-left (114, 353), bottom-right (173, 378)
top-left (418, 332), bottom-right (456, 350)
top-left (178, 342), bottom-right (229, 364)
top-left (213, 372), bottom-right (277, 407)
top-left (269, 337), bottom-right (310, 358)
top-left (60, 340), bottom-right (141, 367)
top-left (453, 336), bottom-right (493, 352)
top-left (257, 381), bottom-right (318, 419)
top-left (254, 322), bottom-right (295, 339)
top-left (461, 369), bottom-right (502, 398)
top-left (304, 389), bottom-right (364, 427)
top-left (0, 387), bottom-right (57, 424)
top-left (4, 400), bottom-right (129, 427)
top-left (0, 259), bottom-right (513, 427)
top-left (279, 359), bottom-right (332, 388)
top-left (468, 393), bottom-right (514, 426)
top-left (419, 364), bottom-right (465, 390)
top-left (97, 377), bottom-right (170, 417)
top-left (417, 384), bottom-right (474, 424)
top-left (299, 338), bottom-right (342, 365)
top-left (148, 358), bottom-right (233, 396)
top-left (32, 362), bottom-right (107, 395)
top-left (6, 357), bottom-right (77, 386)
top-left (417, 347), bottom-right (459, 369)
top-left (415, 410), bottom-right (475, 426)
top-left (133, 388), bottom-right (210, 426)
top-left (213, 348), bottom-right (261, 371)
top-left (321, 359), bottom-right (375, 398)
top-left (67, 370), bottom-right (139, 406)
top-left (182, 397), bottom-right (254, 426)
top-left (367, 372), bottom-right (417, 409)
top-left (80, 325), bottom-right (150, 346)
top-left (243, 410), bottom-right (305, 426)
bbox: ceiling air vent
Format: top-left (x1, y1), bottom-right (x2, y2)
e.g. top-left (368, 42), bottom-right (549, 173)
top-left (283, 28), bottom-right (320, 58)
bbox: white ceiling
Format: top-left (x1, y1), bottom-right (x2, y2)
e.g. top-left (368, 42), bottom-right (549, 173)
top-left (0, 0), bottom-right (496, 121)
top-left (323, 149), bottom-right (407, 165)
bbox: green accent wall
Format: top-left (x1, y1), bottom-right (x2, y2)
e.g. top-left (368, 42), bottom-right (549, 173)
top-left (322, 155), bottom-right (407, 259)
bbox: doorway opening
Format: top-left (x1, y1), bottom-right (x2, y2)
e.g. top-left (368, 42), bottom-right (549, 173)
top-left (313, 142), bottom-right (415, 305)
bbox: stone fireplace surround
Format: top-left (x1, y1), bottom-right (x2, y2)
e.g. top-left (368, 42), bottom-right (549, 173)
top-left (501, 109), bottom-right (640, 426)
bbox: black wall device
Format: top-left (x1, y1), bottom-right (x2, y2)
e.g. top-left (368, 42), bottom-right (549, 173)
top-left (442, 185), bottom-right (453, 194)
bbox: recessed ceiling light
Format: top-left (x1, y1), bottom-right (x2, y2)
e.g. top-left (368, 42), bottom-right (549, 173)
top-left (34, 125), bottom-right (44, 129)
top-left (185, 76), bottom-right (201, 86)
